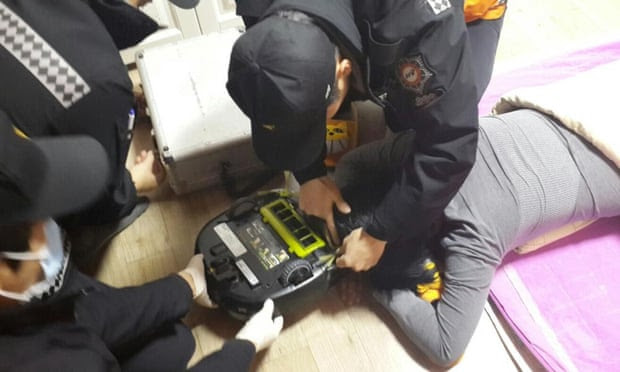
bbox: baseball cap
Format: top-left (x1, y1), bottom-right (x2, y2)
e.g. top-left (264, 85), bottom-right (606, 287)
top-left (0, 118), bottom-right (111, 224)
top-left (226, 12), bottom-right (336, 171)
top-left (168, 0), bottom-right (200, 9)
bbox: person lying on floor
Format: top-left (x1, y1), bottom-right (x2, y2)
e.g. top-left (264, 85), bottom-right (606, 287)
top-left (0, 123), bottom-right (283, 372)
top-left (332, 105), bottom-right (620, 366)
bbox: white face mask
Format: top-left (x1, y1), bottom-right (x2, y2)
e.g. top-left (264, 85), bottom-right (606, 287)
top-left (0, 219), bottom-right (66, 302)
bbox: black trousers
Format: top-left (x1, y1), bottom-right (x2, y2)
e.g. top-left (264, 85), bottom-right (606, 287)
top-left (58, 265), bottom-right (195, 372)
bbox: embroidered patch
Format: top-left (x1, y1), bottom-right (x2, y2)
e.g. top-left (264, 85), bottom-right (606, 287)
top-left (426, 0), bottom-right (452, 15)
top-left (0, 3), bottom-right (90, 108)
top-left (397, 55), bottom-right (433, 96)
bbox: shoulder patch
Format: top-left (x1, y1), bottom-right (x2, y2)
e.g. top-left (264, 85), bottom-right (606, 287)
top-left (396, 55), bottom-right (433, 96)
top-left (426, 0), bottom-right (452, 15)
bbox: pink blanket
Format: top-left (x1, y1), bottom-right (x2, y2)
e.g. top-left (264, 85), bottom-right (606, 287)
top-left (479, 41), bottom-right (620, 115)
top-left (482, 40), bottom-right (620, 371)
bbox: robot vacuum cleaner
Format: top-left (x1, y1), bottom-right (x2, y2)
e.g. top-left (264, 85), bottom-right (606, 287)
top-left (195, 190), bottom-right (339, 318)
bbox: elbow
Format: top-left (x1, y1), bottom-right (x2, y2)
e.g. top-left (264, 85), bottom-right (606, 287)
top-left (427, 348), bottom-right (465, 368)
top-left (424, 336), bottom-right (468, 368)
top-left (432, 354), bottom-right (463, 369)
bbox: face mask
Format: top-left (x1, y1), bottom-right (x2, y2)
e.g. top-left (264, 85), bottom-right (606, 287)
top-left (0, 219), bottom-right (67, 302)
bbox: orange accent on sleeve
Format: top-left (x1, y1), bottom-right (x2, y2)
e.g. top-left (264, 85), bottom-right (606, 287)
top-left (464, 0), bottom-right (507, 23)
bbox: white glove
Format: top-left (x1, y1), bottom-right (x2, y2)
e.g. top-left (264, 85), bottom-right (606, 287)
top-left (181, 254), bottom-right (216, 308)
top-left (235, 299), bottom-right (284, 352)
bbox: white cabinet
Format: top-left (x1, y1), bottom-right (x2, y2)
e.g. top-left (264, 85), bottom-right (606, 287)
top-left (194, 0), bottom-right (243, 34)
top-left (167, 0), bottom-right (243, 36)
top-left (121, 0), bottom-right (243, 64)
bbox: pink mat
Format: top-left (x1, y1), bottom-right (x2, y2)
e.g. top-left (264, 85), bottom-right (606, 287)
top-left (491, 218), bottom-right (620, 371)
top-left (479, 40), bottom-right (620, 115)
top-left (481, 40), bottom-right (620, 371)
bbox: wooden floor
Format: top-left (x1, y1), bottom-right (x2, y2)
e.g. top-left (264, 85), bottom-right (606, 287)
top-left (99, 1), bottom-right (620, 370)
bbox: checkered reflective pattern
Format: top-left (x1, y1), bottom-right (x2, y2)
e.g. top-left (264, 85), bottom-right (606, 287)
top-left (0, 3), bottom-right (90, 108)
top-left (427, 0), bottom-right (452, 15)
top-left (39, 235), bottom-right (71, 301)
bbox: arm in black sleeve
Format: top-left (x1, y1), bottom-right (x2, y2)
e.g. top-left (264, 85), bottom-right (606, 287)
top-left (188, 339), bottom-right (256, 372)
top-left (292, 145), bottom-right (328, 184)
top-left (365, 3), bottom-right (479, 242)
top-left (86, 0), bottom-right (159, 49)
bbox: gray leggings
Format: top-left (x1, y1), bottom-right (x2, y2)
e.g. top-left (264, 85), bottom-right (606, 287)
top-left (348, 109), bottom-right (620, 366)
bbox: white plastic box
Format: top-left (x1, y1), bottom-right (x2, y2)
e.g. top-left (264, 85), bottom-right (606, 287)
top-left (136, 29), bottom-right (267, 194)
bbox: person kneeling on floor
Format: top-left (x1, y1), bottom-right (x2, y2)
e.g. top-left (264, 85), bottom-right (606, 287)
top-left (0, 122), bottom-right (283, 372)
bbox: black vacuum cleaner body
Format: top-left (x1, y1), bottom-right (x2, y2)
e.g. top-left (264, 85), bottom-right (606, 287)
top-left (196, 190), bottom-right (338, 318)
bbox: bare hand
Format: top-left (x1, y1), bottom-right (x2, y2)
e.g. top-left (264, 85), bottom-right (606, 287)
top-left (129, 150), bottom-right (166, 193)
top-left (299, 176), bottom-right (351, 244)
top-left (336, 228), bottom-right (386, 271)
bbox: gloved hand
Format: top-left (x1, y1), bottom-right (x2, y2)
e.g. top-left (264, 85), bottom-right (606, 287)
top-left (180, 254), bottom-right (216, 308)
top-left (235, 299), bottom-right (284, 352)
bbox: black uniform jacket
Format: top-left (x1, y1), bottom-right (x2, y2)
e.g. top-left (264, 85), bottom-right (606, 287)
top-left (0, 0), bottom-right (154, 138)
top-left (236, 0), bottom-right (479, 242)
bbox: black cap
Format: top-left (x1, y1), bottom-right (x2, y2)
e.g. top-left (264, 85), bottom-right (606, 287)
top-left (168, 0), bottom-right (200, 9)
top-left (0, 119), bottom-right (110, 224)
top-left (226, 14), bottom-right (335, 171)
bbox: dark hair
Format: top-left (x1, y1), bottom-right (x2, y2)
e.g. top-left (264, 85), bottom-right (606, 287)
top-left (0, 223), bottom-right (32, 271)
top-left (326, 80), bottom-right (342, 107)
top-left (326, 47), bottom-right (342, 106)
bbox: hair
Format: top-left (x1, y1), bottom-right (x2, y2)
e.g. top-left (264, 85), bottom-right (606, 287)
top-left (0, 223), bottom-right (33, 271)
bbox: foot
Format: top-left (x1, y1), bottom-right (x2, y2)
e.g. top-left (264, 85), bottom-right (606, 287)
top-left (179, 254), bottom-right (216, 308)
top-left (129, 150), bottom-right (165, 193)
